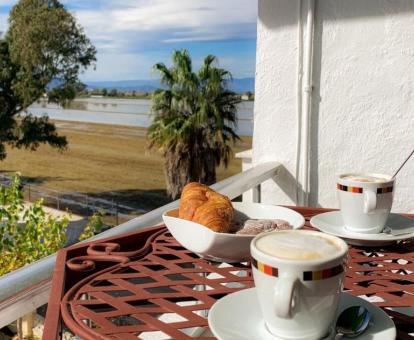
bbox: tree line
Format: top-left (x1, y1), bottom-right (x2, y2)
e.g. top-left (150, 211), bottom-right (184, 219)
top-left (78, 88), bottom-right (152, 99)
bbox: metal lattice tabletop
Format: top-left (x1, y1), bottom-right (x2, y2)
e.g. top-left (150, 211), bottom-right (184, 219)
top-left (44, 207), bottom-right (414, 339)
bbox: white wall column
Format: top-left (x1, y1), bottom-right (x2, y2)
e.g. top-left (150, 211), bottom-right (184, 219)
top-left (253, 0), bottom-right (302, 206)
top-left (254, 0), bottom-right (414, 212)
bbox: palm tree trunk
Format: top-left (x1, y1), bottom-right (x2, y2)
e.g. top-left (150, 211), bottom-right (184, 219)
top-left (202, 151), bottom-right (217, 185)
top-left (164, 149), bottom-right (192, 199)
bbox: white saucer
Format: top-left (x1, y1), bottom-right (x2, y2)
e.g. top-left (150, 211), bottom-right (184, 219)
top-left (310, 211), bottom-right (414, 246)
top-left (208, 288), bottom-right (396, 340)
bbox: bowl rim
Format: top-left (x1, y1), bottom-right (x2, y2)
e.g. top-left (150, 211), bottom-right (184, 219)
top-left (162, 209), bottom-right (254, 238)
top-left (162, 203), bottom-right (305, 238)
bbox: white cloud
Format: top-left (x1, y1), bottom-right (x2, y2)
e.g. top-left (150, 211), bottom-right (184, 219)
top-left (1, 0), bottom-right (257, 80)
top-left (3, 0), bottom-right (257, 46)
top-left (81, 52), bottom-right (155, 81)
top-left (110, 0), bottom-right (256, 31)
top-left (74, 0), bottom-right (257, 80)
top-left (74, 0), bottom-right (257, 51)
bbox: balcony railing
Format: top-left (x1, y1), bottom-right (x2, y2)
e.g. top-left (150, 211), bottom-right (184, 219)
top-left (0, 159), bottom-right (281, 328)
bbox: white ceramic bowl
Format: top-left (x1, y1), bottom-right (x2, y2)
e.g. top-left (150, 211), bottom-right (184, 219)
top-left (162, 202), bottom-right (305, 263)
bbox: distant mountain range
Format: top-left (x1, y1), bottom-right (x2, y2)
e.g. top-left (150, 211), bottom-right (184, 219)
top-left (84, 77), bottom-right (255, 93)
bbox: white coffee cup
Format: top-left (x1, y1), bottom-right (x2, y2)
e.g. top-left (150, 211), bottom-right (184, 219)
top-left (337, 173), bottom-right (395, 234)
top-left (251, 230), bottom-right (348, 340)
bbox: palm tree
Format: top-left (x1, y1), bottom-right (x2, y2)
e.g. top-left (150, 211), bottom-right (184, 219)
top-left (148, 50), bottom-right (240, 198)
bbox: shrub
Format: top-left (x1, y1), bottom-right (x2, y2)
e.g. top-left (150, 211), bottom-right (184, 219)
top-left (78, 212), bottom-right (105, 241)
top-left (0, 174), bottom-right (106, 276)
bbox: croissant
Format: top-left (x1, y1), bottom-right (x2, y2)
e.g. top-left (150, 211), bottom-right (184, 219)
top-left (179, 182), bottom-right (234, 233)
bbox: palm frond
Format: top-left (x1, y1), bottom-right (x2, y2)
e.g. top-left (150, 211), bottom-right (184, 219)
top-left (153, 63), bottom-right (174, 87)
top-left (148, 49), bottom-right (242, 197)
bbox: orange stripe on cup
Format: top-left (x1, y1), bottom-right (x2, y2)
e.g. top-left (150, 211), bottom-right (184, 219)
top-left (251, 258), bottom-right (343, 281)
top-left (337, 184), bottom-right (363, 193)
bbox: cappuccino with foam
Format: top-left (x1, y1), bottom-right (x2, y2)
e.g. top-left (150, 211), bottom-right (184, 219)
top-left (338, 172), bottom-right (394, 234)
top-left (341, 174), bottom-right (387, 183)
top-left (251, 230), bottom-right (348, 339)
top-left (255, 231), bottom-right (343, 260)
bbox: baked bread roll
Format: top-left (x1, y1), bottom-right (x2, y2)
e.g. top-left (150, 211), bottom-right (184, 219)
top-left (179, 182), bottom-right (210, 221)
top-left (179, 182), bottom-right (234, 233)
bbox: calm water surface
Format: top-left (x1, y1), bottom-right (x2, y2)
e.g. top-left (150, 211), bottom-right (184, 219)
top-left (29, 98), bottom-right (254, 136)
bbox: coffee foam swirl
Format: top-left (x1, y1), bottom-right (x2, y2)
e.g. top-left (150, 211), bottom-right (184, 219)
top-left (256, 232), bottom-right (342, 260)
top-left (342, 175), bottom-right (388, 183)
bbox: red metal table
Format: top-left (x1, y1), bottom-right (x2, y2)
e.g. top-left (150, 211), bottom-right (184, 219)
top-left (43, 207), bottom-right (414, 339)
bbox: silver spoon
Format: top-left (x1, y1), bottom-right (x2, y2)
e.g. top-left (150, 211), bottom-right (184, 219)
top-left (335, 306), bottom-right (371, 339)
top-left (392, 148), bottom-right (414, 179)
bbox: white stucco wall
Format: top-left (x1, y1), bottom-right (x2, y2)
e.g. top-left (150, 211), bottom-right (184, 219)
top-left (253, 0), bottom-right (414, 212)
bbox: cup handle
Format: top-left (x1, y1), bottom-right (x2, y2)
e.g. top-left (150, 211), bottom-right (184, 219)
top-left (363, 189), bottom-right (377, 213)
top-left (274, 276), bottom-right (298, 319)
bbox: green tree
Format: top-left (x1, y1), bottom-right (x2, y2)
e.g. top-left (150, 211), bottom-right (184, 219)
top-left (0, 174), bottom-right (69, 274)
top-left (0, 174), bottom-right (109, 275)
top-left (0, 0), bottom-right (96, 160)
top-left (78, 211), bottom-right (105, 241)
top-left (102, 88), bottom-right (108, 96)
top-left (147, 50), bottom-right (240, 198)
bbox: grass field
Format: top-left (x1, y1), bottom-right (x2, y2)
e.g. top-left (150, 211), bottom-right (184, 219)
top-left (0, 120), bottom-right (252, 212)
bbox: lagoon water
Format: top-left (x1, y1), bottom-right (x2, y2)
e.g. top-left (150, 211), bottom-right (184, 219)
top-left (29, 97), bottom-right (254, 136)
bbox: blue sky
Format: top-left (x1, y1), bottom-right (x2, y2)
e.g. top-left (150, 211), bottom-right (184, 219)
top-left (0, 0), bottom-right (258, 81)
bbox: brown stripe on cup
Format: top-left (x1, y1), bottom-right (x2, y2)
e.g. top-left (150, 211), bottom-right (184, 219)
top-left (303, 264), bottom-right (344, 281)
top-left (251, 258), bottom-right (344, 281)
top-left (251, 258), bottom-right (278, 277)
top-left (337, 184), bottom-right (363, 193)
top-left (377, 186), bottom-right (393, 194)
top-left (337, 183), bottom-right (393, 195)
